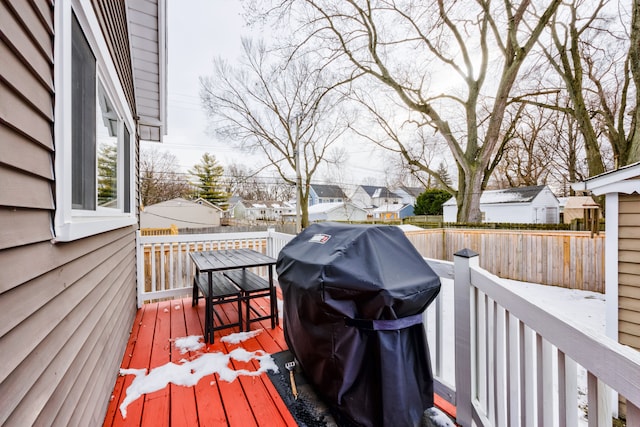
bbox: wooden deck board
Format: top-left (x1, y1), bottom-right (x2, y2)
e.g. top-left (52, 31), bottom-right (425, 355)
top-left (142, 300), bottom-right (172, 426)
top-left (169, 299), bottom-right (198, 427)
top-left (183, 298), bottom-right (228, 426)
top-left (104, 295), bottom-right (456, 426)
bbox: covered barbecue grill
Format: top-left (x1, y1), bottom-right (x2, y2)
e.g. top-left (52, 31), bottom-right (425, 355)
top-left (276, 222), bottom-right (441, 427)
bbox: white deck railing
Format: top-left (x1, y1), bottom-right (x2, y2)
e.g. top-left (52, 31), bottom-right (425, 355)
top-left (425, 250), bottom-right (640, 427)
top-left (136, 231), bottom-right (640, 426)
top-left (135, 229), bottom-right (294, 307)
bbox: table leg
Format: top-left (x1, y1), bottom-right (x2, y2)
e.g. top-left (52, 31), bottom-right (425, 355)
top-left (269, 265), bottom-right (277, 329)
top-left (206, 271), bottom-right (213, 343)
top-left (243, 269), bottom-right (251, 332)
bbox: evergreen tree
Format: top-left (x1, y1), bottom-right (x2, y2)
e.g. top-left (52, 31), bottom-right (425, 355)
top-left (97, 143), bottom-right (117, 207)
top-left (436, 162), bottom-right (452, 190)
top-left (189, 153), bottom-right (228, 207)
top-left (414, 189), bottom-right (451, 216)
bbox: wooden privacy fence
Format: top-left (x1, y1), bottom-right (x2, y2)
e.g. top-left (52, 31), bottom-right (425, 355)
top-left (405, 229), bottom-right (605, 293)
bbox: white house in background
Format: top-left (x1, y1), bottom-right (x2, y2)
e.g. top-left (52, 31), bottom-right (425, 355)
top-left (307, 202), bottom-right (368, 222)
top-left (140, 198), bottom-right (222, 229)
top-left (350, 185), bottom-right (404, 209)
top-left (442, 185), bottom-right (560, 224)
top-left (243, 200), bottom-right (295, 221)
top-left (393, 186), bottom-right (425, 205)
top-left (224, 196), bottom-right (245, 219)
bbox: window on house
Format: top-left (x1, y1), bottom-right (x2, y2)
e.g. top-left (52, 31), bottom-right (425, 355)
top-left (54, 7), bottom-right (136, 241)
top-left (96, 83), bottom-right (119, 208)
top-left (71, 13), bottom-right (96, 210)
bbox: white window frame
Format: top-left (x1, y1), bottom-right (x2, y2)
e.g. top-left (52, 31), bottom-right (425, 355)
top-left (54, 0), bottom-right (136, 242)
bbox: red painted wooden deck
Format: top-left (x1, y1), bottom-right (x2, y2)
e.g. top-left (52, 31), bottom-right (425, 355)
top-left (103, 296), bottom-right (456, 426)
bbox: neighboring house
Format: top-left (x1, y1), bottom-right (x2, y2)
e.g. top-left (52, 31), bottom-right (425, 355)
top-left (309, 184), bottom-right (348, 205)
top-left (350, 185), bottom-right (404, 209)
top-left (225, 196), bottom-right (245, 219)
top-left (140, 198), bottom-right (222, 229)
top-left (572, 162), bottom-right (640, 353)
top-left (1, 2), bottom-right (166, 425)
top-left (394, 186), bottom-right (425, 206)
top-left (442, 185), bottom-right (560, 223)
top-left (307, 202), bottom-right (369, 222)
top-left (373, 203), bottom-right (415, 220)
top-left (244, 200), bottom-right (295, 221)
top-left (558, 196), bottom-right (601, 224)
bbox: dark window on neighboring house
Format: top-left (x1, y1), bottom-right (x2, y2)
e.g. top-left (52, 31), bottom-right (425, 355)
top-left (71, 13), bottom-right (96, 210)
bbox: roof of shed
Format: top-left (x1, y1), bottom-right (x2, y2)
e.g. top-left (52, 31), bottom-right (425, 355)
top-left (444, 185), bottom-right (548, 206)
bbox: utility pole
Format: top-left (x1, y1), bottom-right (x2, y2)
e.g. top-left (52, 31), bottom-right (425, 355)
top-left (295, 144), bottom-right (302, 234)
top-left (292, 112), bottom-right (302, 234)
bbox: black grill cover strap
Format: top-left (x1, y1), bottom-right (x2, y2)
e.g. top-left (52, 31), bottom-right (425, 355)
top-left (344, 313), bottom-right (423, 331)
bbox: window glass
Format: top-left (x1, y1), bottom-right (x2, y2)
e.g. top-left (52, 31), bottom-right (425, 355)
top-left (71, 13), bottom-right (96, 210)
top-left (97, 84), bottom-right (119, 208)
top-left (123, 125), bottom-right (131, 213)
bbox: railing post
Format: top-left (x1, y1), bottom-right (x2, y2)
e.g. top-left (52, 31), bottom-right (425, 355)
top-left (267, 227), bottom-right (275, 258)
top-left (454, 248), bottom-right (479, 426)
top-left (136, 231), bottom-right (144, 308)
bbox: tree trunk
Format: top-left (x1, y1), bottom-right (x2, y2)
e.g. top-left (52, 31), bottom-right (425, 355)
top-left (456, 166), bottom-right (483, 223)
top-left (627, 0), bottom-right (640, 165)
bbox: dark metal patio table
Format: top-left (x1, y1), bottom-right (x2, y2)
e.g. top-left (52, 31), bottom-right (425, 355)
top-left (189, 248), bottom-right (278, 343)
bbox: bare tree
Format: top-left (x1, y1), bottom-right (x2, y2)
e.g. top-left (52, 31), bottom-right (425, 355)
top-left (521, 0), bottom-right (639, 172)
top-left (200, 39), bottom-right (351, 228)
top-left (493, 104), bottom-right (553, 188)
top-left (224, 163), bottom-right (270, 201)
top-left (619, 0), bottom-right (640, 164)
top-left (546, 104), bottom-right (590, 195)
top-left (254, 0), bottom-right (561, 222)
top-left (139, 147), bottom-right (191, 206)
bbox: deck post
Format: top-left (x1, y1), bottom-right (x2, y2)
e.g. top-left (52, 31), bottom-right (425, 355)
top-left (136, 231), bottom-right (144, 308)
top-left (266, 227), bottom-right (275, 258)
top-left (454, 248), bottom-right (479, 426)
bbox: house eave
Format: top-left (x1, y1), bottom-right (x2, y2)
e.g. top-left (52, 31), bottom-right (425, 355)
top-left (127, 0), bottom-right (167, 142)
top-left (572, 162), bottom-right (640, 195)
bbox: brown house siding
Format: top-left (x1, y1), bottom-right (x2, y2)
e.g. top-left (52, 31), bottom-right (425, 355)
top-left (0, 2), bottom-right (137, 425)
top-left (619, 193), bottom-right (640, 351)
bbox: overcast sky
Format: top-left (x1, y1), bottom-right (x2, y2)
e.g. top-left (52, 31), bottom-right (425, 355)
top-left (142, 0), bottom-right (248, 172)
top-left (143, 0), bottom-right (389, 188)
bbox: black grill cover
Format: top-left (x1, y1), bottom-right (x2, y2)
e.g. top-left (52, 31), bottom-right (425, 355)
top-left (276, 223), bottom-right (441, 427)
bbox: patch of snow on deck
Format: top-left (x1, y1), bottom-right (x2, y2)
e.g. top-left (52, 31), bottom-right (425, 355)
top-left (118, 334), bottom-right (277, 419)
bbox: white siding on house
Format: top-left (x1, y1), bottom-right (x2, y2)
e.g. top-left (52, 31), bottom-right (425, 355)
top-left (140, 198), bottom-right (221, 229)
top-left (443, 186), bottom-right (559, 224)
top-left (308, 202), bottom-right (368, 222)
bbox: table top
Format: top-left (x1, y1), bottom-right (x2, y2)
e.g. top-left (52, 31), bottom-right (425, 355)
top-left (189, 248), bottom-right (276, 272)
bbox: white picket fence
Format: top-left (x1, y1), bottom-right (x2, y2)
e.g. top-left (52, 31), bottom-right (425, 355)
top-left (136, 231), bottom-right (640, 426)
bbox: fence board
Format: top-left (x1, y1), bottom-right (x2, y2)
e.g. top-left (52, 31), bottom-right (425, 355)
top-left (405, 229), bottom-right (605, 292)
